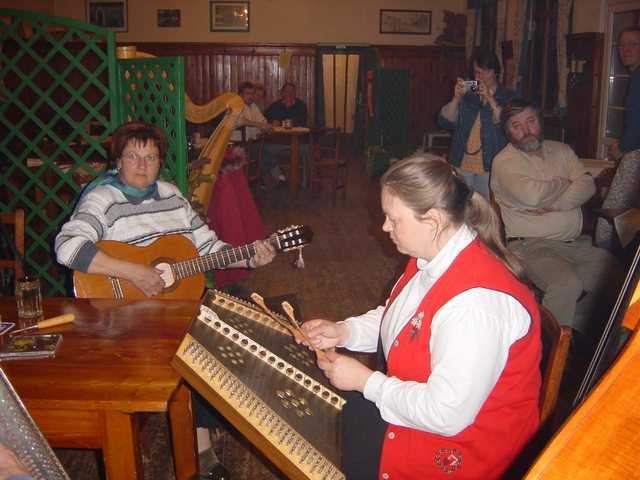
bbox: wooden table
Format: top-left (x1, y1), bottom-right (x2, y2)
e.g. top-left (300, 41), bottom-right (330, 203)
top-left (0, 297), bottom-right (199, 480)
top-left (265, 127), bottom-right (311, 196)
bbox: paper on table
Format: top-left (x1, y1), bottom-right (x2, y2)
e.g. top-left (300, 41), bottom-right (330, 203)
top-left (614, 208), bottom-right (640, 248)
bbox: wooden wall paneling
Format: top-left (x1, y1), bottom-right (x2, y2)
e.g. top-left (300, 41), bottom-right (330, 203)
top-left (565, 33), bottom-right (604, 158)
top-left (112, 43), bottom-right (458, 141)
top-left (378, 46), bottom-right (466, 145)
top-left (131, 44), bottom-right (317, 126)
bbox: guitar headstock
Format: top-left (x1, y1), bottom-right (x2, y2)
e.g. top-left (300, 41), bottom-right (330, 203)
top-left (273, 225), bottom-right (314, 252)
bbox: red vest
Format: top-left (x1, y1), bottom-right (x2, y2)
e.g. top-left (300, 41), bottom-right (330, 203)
top-left (378, 239), bottom-right (541, 480)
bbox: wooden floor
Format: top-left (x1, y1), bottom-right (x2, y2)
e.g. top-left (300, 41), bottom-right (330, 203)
top-left (57, 153), bottom-right (592, 479)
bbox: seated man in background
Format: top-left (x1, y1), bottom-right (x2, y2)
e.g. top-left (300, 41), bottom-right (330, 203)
top-left (232, 81), bottom-right (271, 142)
top-left (438, 48), bottom-right (515, 199)
top-left (262, 82), bottom-right (309, 186)
top-left (265, 82), bottom-right (307, 127)
top-left (491, 99), bottom-right (620, 344)
top-left (252, 81), bottom-right (267, 112)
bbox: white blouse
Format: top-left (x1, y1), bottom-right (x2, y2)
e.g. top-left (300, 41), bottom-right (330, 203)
top-left (342, 225), bottom-right (532, 436)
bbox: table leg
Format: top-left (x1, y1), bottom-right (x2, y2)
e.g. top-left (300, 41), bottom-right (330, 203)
top-left (169, 382), bottom-right (198, 480)
top-left (290, 136), bottom-right (300, 196)
top-left (102, 411), bottom-right (143, 480)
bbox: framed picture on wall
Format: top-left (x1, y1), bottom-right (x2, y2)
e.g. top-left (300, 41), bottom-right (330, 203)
top-left (379, 9), bottom-right (431, 35)
top-left (157, 9), bottom-right (181, 28)
top-left (86, 0), bottom-right (128, 32)
top-left (210, 1), bottom-right (250, 32)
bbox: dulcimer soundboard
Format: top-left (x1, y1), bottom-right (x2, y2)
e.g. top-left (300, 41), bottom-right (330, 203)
top-left (172, 289), bottom-right (346, 480)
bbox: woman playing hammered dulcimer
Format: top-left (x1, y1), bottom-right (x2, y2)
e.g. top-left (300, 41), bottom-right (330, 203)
top-left (301, 155), bottom-right (542, 480)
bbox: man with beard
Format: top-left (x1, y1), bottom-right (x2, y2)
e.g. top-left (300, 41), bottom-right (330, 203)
top-left (490, 99), bottom-right (619, 342)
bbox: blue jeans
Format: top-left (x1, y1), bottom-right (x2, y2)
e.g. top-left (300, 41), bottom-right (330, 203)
top-left (461, 171), bottom-right (490, 200)
top-left (262, 143), bottom-right (310, 187)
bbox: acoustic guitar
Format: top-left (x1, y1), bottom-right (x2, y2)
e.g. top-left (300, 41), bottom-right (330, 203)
top-left (73, 225), bottom-right (313, 300)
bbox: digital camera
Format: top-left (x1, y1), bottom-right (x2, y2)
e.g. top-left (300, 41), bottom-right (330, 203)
top-left (463, 80), bottom-right (479, 93)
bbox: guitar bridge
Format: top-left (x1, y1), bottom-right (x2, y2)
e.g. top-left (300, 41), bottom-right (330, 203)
top-left (109, 277), bottom-right (124, 299)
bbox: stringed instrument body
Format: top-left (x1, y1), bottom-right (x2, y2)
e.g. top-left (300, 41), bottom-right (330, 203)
top-left (73, 225), bottom-right (313, 300)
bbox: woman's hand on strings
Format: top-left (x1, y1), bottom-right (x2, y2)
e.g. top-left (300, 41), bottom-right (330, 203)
top-left (317, 350), bottom-right (373, 392)
top-left (299, 319), bottom-right (349, 350)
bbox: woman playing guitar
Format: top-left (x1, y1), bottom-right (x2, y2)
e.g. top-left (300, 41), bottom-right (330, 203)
top-left (54, 121), bottom-right (276, 298)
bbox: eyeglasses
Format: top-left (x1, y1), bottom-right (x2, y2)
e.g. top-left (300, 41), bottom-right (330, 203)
top-left (121, 151), bottom-right (160, 164)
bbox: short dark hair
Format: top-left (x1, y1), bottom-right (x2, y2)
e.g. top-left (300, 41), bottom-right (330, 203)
top-left (238, 81), bottom-right (255, 94)
top-left (470, 48), bottom-right (502, 77)
top-left (618, 25), bottom-right (640, 42)
top-left (281, 82), bottom-right (296, 93)
top-left (111, 122), bottom-right (167, 165)
top-left (501, 98), bottom-right (543, 132)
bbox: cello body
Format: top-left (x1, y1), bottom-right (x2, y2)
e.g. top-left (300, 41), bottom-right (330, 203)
top-left (525, 283), bottom-right (640, 479)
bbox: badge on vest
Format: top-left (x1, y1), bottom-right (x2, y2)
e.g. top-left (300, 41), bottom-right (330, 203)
top-left (408, 312), bottom-right (424, 340)
top-left (435, 447), bottom-right (463, 474)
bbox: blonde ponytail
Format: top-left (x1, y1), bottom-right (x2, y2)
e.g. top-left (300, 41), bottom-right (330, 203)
top-left (465, 192), bottom-right (525, 280)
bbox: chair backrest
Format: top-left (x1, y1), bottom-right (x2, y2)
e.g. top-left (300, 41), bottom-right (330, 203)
top-left (489, 189), bottom-right (506, 243)
top-left (0, 209), bottom-right (25, 280)
top-left (538, 305), bottom-right (572, 425)
top-left (313, 128), bottom-right (341, 163)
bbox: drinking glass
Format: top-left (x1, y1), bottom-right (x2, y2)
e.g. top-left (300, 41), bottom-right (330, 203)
top-left (15, 277), bottom-right (43, 320)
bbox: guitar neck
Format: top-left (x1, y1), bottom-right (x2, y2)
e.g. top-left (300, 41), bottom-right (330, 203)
top-left (171, 236), bottom-right (278, 281)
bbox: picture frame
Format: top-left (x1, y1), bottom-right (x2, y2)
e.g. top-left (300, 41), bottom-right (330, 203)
top-left (210, 1), bottom-right (250, 32)
top-left (157, 9), bottom-right (181, 28)
top-left (379, 9), bottom-right (431, 35)
top-left (86, 0), bottom-right (128, 32)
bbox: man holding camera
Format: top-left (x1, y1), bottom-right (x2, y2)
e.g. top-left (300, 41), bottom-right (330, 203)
top-left (438, 48), bottom-right (515, 198)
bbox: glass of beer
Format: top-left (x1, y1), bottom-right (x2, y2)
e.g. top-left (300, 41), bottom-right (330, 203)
top-left (15, 277), bottom-right (43, 320)
top-left (283, 119), bottom-right (293, 129)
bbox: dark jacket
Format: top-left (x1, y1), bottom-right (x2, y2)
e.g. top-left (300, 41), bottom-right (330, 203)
top-left (265, 98), bottom-right (308, 127)
top-left (438, 84), bottom-right (516, 172)
top-left (620, 68), bottom-right (640, 154)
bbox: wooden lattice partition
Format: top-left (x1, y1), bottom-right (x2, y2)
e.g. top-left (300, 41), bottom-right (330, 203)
top-left (116, 57), bottom-right (187, 193)
top-left (1, 10), bottom-right (188, 296)
top-left (0, 9), bottom-right (118, 295)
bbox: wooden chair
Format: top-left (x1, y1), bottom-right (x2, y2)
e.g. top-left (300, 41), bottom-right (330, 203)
top-left (309, 128), bottom-right (346, 203)
top-left (244, 136), bottom-right (263, 189)
top-left (0, 209), bottom-right (25, 280)
top-left (504, 306), bottom-right (572, 478)
top-left (489, 188), bottom-right (571, 423)
top-left (233, 126), bottom-right (263, 189)
top-left (538, 305), bottom-right (572, 426)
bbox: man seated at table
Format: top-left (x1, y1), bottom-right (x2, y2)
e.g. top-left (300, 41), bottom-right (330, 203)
top-left (265, 82), bottom-right (307, 127)
top-left (55, 121), bottom-right (276, 297)
top-left (232, 81), bottom-right (271, 142)
top-left (262, 82), bottom-right (308, 186)
top-left (490, 99), bottom-right (620, 346)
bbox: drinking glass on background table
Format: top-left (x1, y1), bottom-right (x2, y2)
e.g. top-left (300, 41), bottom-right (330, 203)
top-left (283, 119), bottom-right (293, 129)
top-left (15, 277), bottom-right (43, 326)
